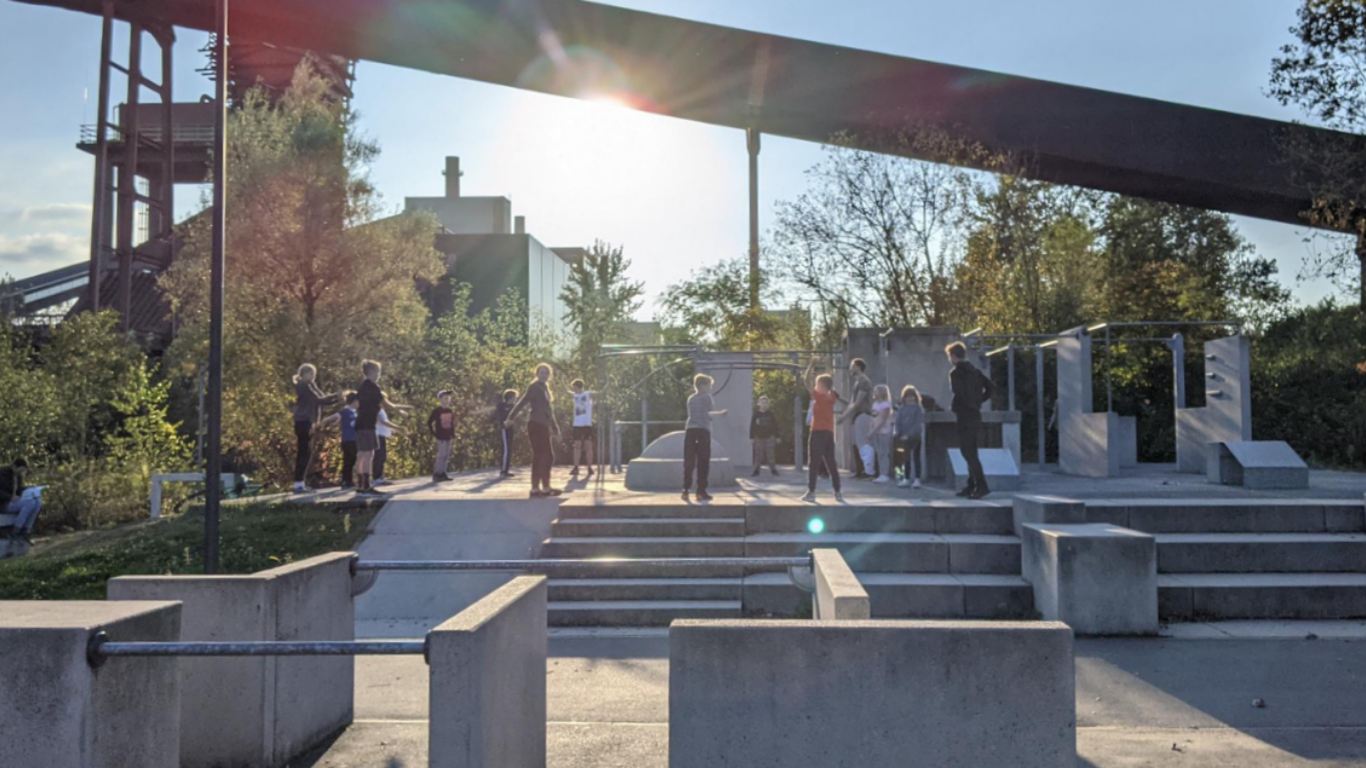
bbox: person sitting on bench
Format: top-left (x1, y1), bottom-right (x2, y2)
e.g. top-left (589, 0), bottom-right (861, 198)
top-left (0, 458), bottom-right (40, 542)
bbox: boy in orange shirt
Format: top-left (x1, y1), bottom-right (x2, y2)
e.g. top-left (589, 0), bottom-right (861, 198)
top-left (803, 371), bottom-right (844, 503)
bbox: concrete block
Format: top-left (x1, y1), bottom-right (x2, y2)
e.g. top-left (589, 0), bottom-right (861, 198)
top-left (108, 552), bottom-right (355, 768)
top-left (947, 447), bottom-right (1021, 491)
top-left (429, 575), bottom-right (548, 768)
top-left (625, 431), bottom-right (739, 490)
top-left (1208, 440), bottom-right (1310, 490)
top-left (812, 549), bottom-right (869, 620)
top-left (0, 601), bottom-right (182, 768)
top-left (1013, 495), bottom-right (1087, 537)
top-left (669, 619), bottom-right (1075, 768)
top-left (1022, 523), bottom-right (1158, 636)
top-left (1060, 412), bottom-right (1124, 478)
top-left (1116, 416), bottom-right (1139, 467)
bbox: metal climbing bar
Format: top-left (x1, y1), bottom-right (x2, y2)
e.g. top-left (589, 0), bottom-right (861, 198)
top-left (354, 556), bottom-right (812, 572)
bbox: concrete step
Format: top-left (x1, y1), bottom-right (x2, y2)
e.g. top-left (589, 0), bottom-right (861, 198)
top-left (1159, 573), bottom-right (1366, 621)
top-left (743, 573), bottom-right (1033, 619)
top-left (551, 517), bottom-right (745, 538)
top-left (539, 536), bottom-right (746, 559)
top-left (744, 502), bottom-right (1013, 535)
top-left (743, 533), bottom-right (1020, 574)
top-left (1091, 500), bottom-right (1366, 534)
top-left (547, 600), bottom-right (742, 627)
top-left (548, 577), bottom-right (742, 602)
top-left (1156, 533), bottom-right (1366, 573)
top-left (556, 500), bottom-right (746, 520)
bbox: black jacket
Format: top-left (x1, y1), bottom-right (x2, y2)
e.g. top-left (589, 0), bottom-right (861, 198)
top-left (0, 466), bottom-right (23, 507)
top-left (949, 361), bottom-right (995, 413)
top-left (750, 410), bottom-right (779, 440)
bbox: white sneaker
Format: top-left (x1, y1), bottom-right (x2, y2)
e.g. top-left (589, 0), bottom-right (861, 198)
top-left (897, 479), bottom-right (910, 488)
top-left (834, 491), bottom-right (845, 503)
top-left (873, 476), bottom-right (889, 484)
top-left (292, 482), bottom-right (307, 492)
top-left (373, 477), bottom-right (391, 486)
top-left (912, 479), bottom-right (922, 489)
top-left (800, 491), bottom-right (817, 503)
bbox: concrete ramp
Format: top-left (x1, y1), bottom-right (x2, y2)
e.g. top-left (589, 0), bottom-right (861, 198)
top-left (354, 496), bottom-right (558, 638)
top-left (948, 448), bottom-right (1021, 491)
top-left (1209, 441), bottom-right (1309, 490)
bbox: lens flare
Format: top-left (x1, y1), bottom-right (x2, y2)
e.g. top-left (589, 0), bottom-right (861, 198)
top-left (807, 517), bottom-right (826, 535)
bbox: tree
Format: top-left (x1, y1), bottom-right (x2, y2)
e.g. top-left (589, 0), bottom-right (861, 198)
top-left (161, 65), bottom-right (444, 483)
top-left (1269, 0), bottom-right (1366, 307)
top-left (772, 130), bottom-right (997, 329)
top-left (656, 257), bottom-right (806, 350)
top-left (559, 240), bottom-right (644, 373)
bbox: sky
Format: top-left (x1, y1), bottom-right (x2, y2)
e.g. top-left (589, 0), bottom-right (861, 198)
top-left (0, 0), bottom-right (1347, 314)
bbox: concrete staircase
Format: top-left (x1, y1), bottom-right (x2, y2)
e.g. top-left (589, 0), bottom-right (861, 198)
top-left (540, 498), bottom-right (1034, 626)
top-left (1087, 500), bottom-right (1366, 621)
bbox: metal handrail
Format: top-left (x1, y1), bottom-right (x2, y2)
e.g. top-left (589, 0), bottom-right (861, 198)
top-left (354, 556), bottom-right (812, 572)
top-left (87, 633), bottom-right (425, 666)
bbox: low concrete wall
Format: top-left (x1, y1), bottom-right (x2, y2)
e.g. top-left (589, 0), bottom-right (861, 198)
top-left (0, 600), bottom-right (182, 768)
top-left (670, 619), bottom-right (1075, 768)
top-left (1022, 524), bottom-right (1157, 636)
top-left (429, 575), bottom-right (548, 768)
top-left (108, 552), bottom-right (355, 768)
top-left (812, 548), bottom-right (869, 620)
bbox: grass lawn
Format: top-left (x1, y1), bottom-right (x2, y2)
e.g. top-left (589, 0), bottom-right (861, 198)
top-left (0, 501), bottom-right (377, 600)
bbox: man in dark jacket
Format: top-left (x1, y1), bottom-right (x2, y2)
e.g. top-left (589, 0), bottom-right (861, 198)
top-left (947, 342), bottom-right (996, 498)
top-left (0, 458), bottom-right (39, 541)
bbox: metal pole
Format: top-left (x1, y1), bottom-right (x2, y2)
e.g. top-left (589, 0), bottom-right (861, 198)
top-left (355, 557), bottom-right (812, 572)
top-left (641, 396), bottom-right (648, 456)
top-left (1104, 324), bottom-right (1113, 412)
top-left (792, 353), bottom-right (804, 470)
top-left (204, 0), bottom-right (228, 574)
top-left (1035, 346), bottom-right (1045, 469)
top-left (746, 127), bottom-right (761, 312)
top-left (1170, 333), bottom-right (1186, 409)
top-left (158, 28), bottom-right (174, 244)
top-left (1006, 345), bottom-right (1016, 412)
top-left (94, 639), bottom-right (425, 658)
top-left (86, 0), bottom-right (114, 312)
top-left (115, 22), bottom-right (143, 331)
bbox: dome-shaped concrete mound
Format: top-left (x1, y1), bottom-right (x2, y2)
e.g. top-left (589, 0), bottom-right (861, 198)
top-left (625, 430), bottom-right (738, 490)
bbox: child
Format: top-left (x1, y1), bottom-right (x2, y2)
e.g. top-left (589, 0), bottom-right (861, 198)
top-left (291, 363), bottom-right (342, 493)
top-left (319, 392), bottom-right (359, 488)
top-left (895, 385), bottom-right (925, 489)
top-left (682, 374), bottom-right (728, 502)
top-left (749, 395), bottom-right (779, 477)
top-left (428, 390), bottom-right (456, 483)
top-left (495, 390), bottom-right (517, 477)
top-left (373, 407), bottom-right (403, 486)
top-left (868, 384), bottom-right (895, 484)
top-left (354, 359), bottom-right (411, 495)
top-left (569, 380), bottom-right (595, 479)
top-left (802, 370), bottom-right (844, 503)
top-left (508, 364), bottom-right (561, 497)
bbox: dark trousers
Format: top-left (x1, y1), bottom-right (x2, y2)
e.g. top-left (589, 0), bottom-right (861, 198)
top-left (528, 422), bottom-right (553, 489)
top-left (807, 429), bottom-right (841, 492)
top-left (897, 436), bottom-right (922, 481)
top-left (682, 428), bottom-right (711, 493)
top-left (956, 409), bottom-right (987, 491)
top-left (341, 440), bottom-right (357, 486)
top-left (374, 436), bottom-right (389, 480)
top-left (293, 421), bottom-right (313, 483)
top-left (500, 427), bottom-right (513, 473)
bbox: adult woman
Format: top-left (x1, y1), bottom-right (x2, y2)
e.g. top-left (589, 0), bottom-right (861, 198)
top-left (292, 363), bottom-right (342, 492)
top-left (507, 363), bottom-right (561, 497)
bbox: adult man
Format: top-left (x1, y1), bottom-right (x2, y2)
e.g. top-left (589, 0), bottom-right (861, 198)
top-left (946, 342), bottom-right (996, 499)
top-left (837, 358), bottom-right (875, 479)
top-left (0, 458), bottom-right (40, 542)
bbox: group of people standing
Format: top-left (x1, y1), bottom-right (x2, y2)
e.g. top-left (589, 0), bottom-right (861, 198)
top-left (291, 360), bottom-right (598, 498)
top-left (292, 344), bottom-right (994, 501)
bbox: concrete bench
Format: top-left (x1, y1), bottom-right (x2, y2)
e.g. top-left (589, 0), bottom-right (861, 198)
top-left (1022, 523), bottom-right (1157, 636)
top-left (0, 600), bottom-right (183, 768)
top-left (108, 553), bottom-right (356, 768)
top-left (670, 619), bottom-right (1075, 768)
top-left (947, 447), bottom-right (1021, 491)
top-left (1207, 440), bottom-right (1309, 490)
top-left (812, 548), bottom-right (869, 620)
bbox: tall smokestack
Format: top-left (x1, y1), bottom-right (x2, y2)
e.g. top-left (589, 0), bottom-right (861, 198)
top-left (515, 215), bottom-right (526, 234)
top-left (444, 157), bottom-right (461, 198)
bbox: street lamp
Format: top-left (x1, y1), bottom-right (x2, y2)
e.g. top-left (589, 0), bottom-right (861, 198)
top-left (204, 0), bottom-right (228, 574)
